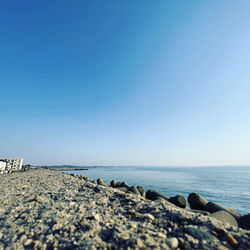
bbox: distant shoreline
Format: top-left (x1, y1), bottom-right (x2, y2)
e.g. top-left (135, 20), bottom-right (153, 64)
top-left (49, 167), bottom-right (88, 171)
top-left (36, 166), bottom-right (89, 171)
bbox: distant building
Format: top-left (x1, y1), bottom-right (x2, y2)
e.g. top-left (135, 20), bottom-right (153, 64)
top-left (0, 161), bottom-right (6, 171)
top-left (0, 158), bottom-right (23, 171)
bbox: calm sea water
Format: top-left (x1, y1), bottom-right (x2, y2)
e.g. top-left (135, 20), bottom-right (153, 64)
top-left (64, 166), bottom-right (250, 215)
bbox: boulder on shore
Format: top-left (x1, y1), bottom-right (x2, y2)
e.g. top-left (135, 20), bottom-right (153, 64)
top-left (238, 213), bottom-right (250, 230)
top-left (205, 202), bottom-right (241, 221)
top-left (110, 180), bottom-right (117, 187)
top-left (146, 190), bottom-right (169, 201)
top-left (137, 186), bottom-right (145, 196)
top-left (121, 182), bottom-right (130, 188)
top-left (129, 186), bottom-right (141, 196)
top-left (116, 181), bottom-right (122, 187)
top-left (211, 210), bottom-right (238, 228)
top-left (97, 178), bottom-right (108, 187)
top-left (188, 193), bottom-right (208, 210)
top-left (168, 195), bottom-right (187, 208)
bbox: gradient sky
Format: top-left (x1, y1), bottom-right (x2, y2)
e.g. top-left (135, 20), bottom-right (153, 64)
top-left (1, 1), bottom-right (250, 166)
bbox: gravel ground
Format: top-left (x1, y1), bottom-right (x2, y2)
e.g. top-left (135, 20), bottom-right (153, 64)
top-left (0, 169), bottom-right (249, 250)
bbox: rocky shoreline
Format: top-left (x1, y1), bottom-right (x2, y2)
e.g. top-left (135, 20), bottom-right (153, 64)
top-left (0, 169), bottom-right (249, 249)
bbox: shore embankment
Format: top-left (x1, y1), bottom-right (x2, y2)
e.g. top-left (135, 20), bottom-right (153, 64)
top-left (0, 169), bottom-right (249, 249)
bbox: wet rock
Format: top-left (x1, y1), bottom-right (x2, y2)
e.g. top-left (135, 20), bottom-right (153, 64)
top-left (168, 195), bottom-right (187, 208)
top-left (137, 186), bottom-right (145, 196)
top-left (211, 210), bottom-right (238, 228)
top-left (205, 202), bottom-right (241, 220)
top-left (238, 213), bottom-right (250, 230)
top-left (188, 193), bottom-right (208, 210)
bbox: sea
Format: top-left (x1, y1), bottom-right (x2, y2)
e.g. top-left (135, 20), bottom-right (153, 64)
top-left (63, 166), bottom-right (250, 215)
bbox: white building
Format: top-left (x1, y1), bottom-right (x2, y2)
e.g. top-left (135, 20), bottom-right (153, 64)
top-left (0, 161), bottom-right (6, 171)
top-left (0, 158), bottom-right (23, 171)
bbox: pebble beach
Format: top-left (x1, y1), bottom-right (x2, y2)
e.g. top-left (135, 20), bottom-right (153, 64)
top-left (0, 169), bottom-right (249, 249)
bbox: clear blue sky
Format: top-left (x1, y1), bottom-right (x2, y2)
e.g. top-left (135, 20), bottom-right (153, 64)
top-left (1, 1), bottom-right (250, 166)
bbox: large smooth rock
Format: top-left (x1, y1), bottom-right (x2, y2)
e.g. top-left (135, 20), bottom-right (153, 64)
top-left (137, 186), bottom-right (145, 196)
top-left (238, 213), bottom-right (250, 230)
top-left (168, 195), bottom-right (187, 208)
top-left (145, 190), bottom-right (154, 200)
top-left (121, 182), bottom-right (130, 188)
top-left (188, 193), bottom-right (208, 210)
top-left (97, 178), bottom-right (108, 187)
top-left (155, 197), bottom-right (179, 208)
top-left (211, 210), bottom-right (238, 228)
top-left (205, 202), bottom-right (241, 221)
top-left (129, 186), bottom-right (141, 196)
top-left (116, 181), bottom-right (122, 187)
top-left (97, 178), bottom-right (103, 184)
top-left (110, 180), bottom-right (117, 188)
top-left (146, 190), bottom-right (169, 201)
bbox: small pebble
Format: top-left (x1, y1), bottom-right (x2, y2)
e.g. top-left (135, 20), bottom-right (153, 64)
top-left (94, 214), bottom-right (101, 221)
top-left (157, 232), bottom-right (166, 239)
top-left (130, 222), bottom-right (137, 229)
top-left (129, 210), bottom-right (136, 215)
top-left (167, 237), bottom-right (178, 249)
top-left (34, 240), bottom-right (43, 249)
top-left (136, 238), bottom-right (144, 248)
top-left (212, 231), bottom-right (218, 236)
top-left (69, 201), bottom-right (76, 207)
top-left (24, 239), bottom-right (33, 246)
top-left (227, 234), bottom-right (238, 247)
top-left (145, 213), bottom-right (155, 221)
top-left (122, 233), bottom-right (130, 240)
top-left (52, 223), bottom-right (63, 231)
